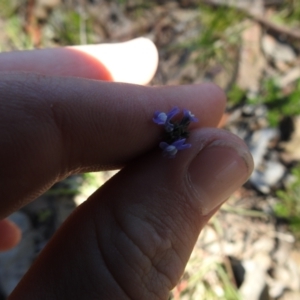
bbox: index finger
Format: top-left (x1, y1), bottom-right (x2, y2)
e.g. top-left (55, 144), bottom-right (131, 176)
top-left (0, 72), bottom-right (226, 217)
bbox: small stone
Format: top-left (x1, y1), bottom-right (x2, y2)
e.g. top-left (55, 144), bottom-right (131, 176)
top-left (38, 0), bottom-right (61, 9)
top-left (273, 266), bottom-right (291, 285)
top-left (269, 281), bottom-right (285, 298)
top-left (262, 34), bottom-right (296, 63)
top-left (249, 128), bottom-right (278, 167)
top-left (280, 291), bottom-right (300, 300)
top-left (280, 116), bottom-right (300, 162)
top-left (278, 67), bottom-right (300, 88)
top-left (199, 226), bottom-right (222, 254)
top-left (239, 260), bottom-right (269, 300)
top-left (253, 253), bottom-right (272, 271)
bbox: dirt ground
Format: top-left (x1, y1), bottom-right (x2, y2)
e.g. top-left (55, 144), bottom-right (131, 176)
top-left (0, 0), bottom-right (300, 299)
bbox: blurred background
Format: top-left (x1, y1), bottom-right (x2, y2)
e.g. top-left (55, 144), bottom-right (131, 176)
top-left (0, 0), bottom-right (300, 299)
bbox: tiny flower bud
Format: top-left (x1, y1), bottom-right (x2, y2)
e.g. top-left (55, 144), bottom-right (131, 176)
top-left (153, 108), bottom-right (197, 157)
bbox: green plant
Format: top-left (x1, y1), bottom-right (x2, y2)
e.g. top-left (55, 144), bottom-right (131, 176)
top-left (221, 204), bottom-right (268, 219)
top-left (170, 4), bottom-right (246, 88)
top-left (227, 78), bottom-right (300, 127)
top-left (274, 0), bottom-right (300, 27)
top-left (169, 218), bottom-right (241, 299)
top-left (274, 164), bottom-right (300, 235)
top-left (170, 255), bottom-right (241, 300)
top-left (234, 79), bottom-right (300, 126)
top-left (190, 5), bottom-right (244, 66)
top-left (0, 0), bottom-right (19, 18)
top-left (227, 84), bottom-right (247, 106)
top-left (79, 172), bottom-right (103, 197)
top-left (48, 10), bottom-right (94, 46)
top-left (3, 16), bottom-right (34, 50)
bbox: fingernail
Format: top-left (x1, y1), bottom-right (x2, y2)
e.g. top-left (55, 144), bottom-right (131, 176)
top-left (189, 141), bottom-right (253, 215)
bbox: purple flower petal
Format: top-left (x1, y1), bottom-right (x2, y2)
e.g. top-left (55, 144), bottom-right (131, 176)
top-left (152, 107), bottom-right (180, 126)
top-left (173, 139), bottom-right (191, 150)
top-left (172, 138), bottom-right (185, 147)
top-left (159, 142), bottom-right (169, 150)
top-left (163, 145), bottom-right (178, 157)
top-left (164, 107), bottom-right (180, 132)
top-left (166, 107), bottom-right (180, 121)
top-left (159, 138), bottom-right (191, 158)
top-left (178, 143), bottom-right (191, 150)
top-left (154, 108), bottom-right (195, 157)
top-left (153, 111), bottom-right (168, 125)
top-left (183, 109), bottom-right (198, 123)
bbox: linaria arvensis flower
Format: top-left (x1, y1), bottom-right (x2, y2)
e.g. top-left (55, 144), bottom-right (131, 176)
top-left (153, 107), bottom-right (198, 158)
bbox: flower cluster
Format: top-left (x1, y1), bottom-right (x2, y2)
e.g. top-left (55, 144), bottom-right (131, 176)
top-left (153, 107), bottom-right (198, 158)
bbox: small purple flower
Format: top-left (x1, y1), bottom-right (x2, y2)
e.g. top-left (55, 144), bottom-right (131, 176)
top-left (159, 139), bottom-right (191, 158)
top-left (153, 107), bottom-right (197, 157)
top-left (153, 107), bottom-right (180, 132)
top-left (183, 109), bottom-right (198, 123)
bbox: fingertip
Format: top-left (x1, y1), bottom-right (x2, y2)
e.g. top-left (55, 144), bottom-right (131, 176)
top-left (153, 83), bottom-right (227, 129)
top-left (0, 219), bottom-right (21, 251)
top-left (71, 37), bottom-right (159, 85)
top-left (190, 82), bottom-right (227, 128)
top-left (186, 128), bottom-right (253, 215)
top-left (199, 82), bottom-right (227, 119)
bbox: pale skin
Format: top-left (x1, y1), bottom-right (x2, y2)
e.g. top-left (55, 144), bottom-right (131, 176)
top-left (0, 38), bottom-right (254, 299)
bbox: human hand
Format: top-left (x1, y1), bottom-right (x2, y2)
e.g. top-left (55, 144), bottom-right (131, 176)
top-left (0, 38), bottom-right (253, 299)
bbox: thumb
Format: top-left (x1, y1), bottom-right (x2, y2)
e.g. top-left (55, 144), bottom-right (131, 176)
top-left (9, 128), bottom-right (253, 300)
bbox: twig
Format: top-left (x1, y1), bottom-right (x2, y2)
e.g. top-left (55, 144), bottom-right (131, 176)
top-left (249, 12), bottom-right (300, 40)
top-left (25, 0), bottom-right (41, 47)
top-left (202, 0), bottom-right (300, 40)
